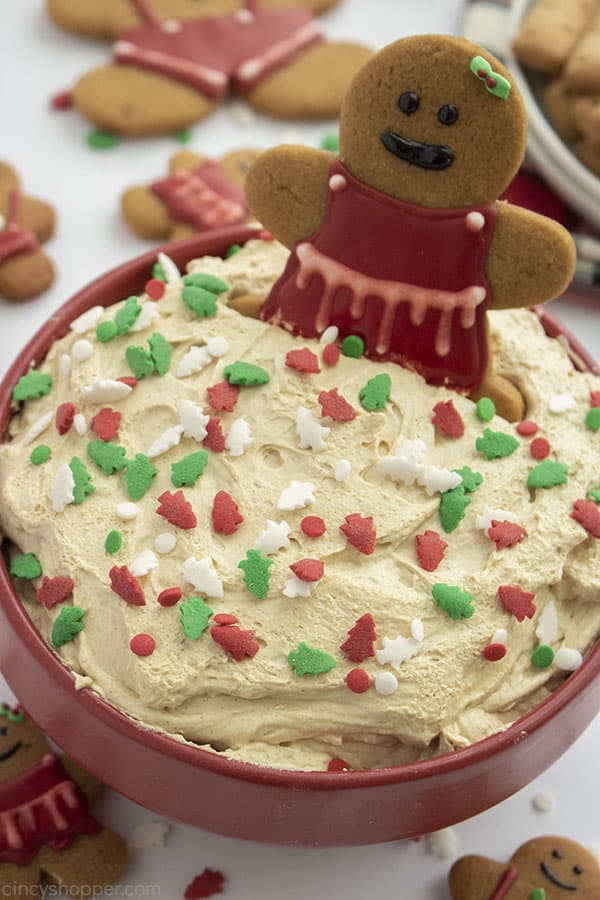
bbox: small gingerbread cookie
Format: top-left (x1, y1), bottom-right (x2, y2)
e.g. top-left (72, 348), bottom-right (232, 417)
top-left (564, 7), bottom-right (600, 92)
top-left (0, 163), bottom-right (56, 302)
top-left (575, 138), bottom-right (600, 177)
top-left (122, 147), bottom-right (260, 241)
top-left (450, 835), bottom-right (600, 899)
top-left (543, 80), bottom-right (579, 143)
top-left (571, 93), bottom-right (600, 148)
top-left (512, 0), bottom-right (597, 76)
top-left (0, 703), bottom-right (127, 895)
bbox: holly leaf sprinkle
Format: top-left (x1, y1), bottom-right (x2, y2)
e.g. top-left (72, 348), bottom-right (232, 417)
top-left (454, 466), bottom-right (483, 494)
top-left (527, 459), bottom-right (568, 489)
top-left (87, 440), bottom-right (128, 475)
top-left (180, 596), bottom-right (214, 640)
top-left (238, 549), bottom-right (273, 599)
top-left (171, 451), bottom-right (209, 488)
top-left (12, 371), bottom-right (52, 402)
top-left (475, 397), bottom-right (496, 422)
top-left (10, 553), bottom-right (42, 580)
top-left (359, 373), bottom-right (391, 411)
top-left (52, 606), bottom-right (85, 647)
top-left (105, 530), bottom-right (122, 554)
top-left (148, 332), bottom-right (172, 376)
top-left (439, 485), bottom-right (471, 533)
top-left (30, 445), bottom-right (51, 465)
top-left (69, 457), bottom-right (95, 504)
top-left (96, 321), bottom-right (118, 343)
top-left (224, 362), bottom-right (270, 386)
top-left (182, 273), bottom-right (229, 318)
top-left (432, 583), bottom-right (475, 620)
top-left (476, 428), bottom-right (519, 460)
top-left (288, 642), bottom-right (336, 677)
top-left (126, 345), bottom-right (155, 380)
top-left (115, 296), bottom-right (142, 336)
top-left (125, 454), bottom-right (157, 501)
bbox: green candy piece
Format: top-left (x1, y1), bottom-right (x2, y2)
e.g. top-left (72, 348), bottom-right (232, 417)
top-left (359, 373), bottom-right (392, 411)
top-left (12, 371), bottom-right (52, 402)
top-left (181, 272), bottom-right (229, 318)
top-left (96, 321), bottom-right (118, 343)
top-left (224, 362), bottom-right (270, 387)
top-left (52, 606), bottom-right (85, 647)
top-left (87, 440), bottom-right (128, 475)
top-left (439, 486), bottom-right (471, 533)
top-left (126, 345), bottom-right (155, 380)
top-left (226, 244), bottom-right (242, 259)
top-left (105, 530), bottom-right (122, 554)
top-left (585, 408), bottom-right (600, 431)
top-left (124, 453), bottom-right (157, 501)
top-left (532, 644), bottom-right (555, 669)
top-left (10, 553), bottom-right (42, 580)
top-left (153, 261), bottom-right (166, 282)
top-left (288, 642), bottom-right (336, 677)
top-left (86, 129), bottom-right (119, 150)
top-left (453, 466), bottom-right (483, 494)
top-left (238, 549), bottom-right (273, 599)
top-left (183, 273), bottom-right (229, 294)
top-left (432, 583), bottom-right (475, 620)
top-left (527, 459), bottom-right (568, 489)
top-left (115, 296), bottom-right (142, 336)
top-left (320, 133), bottom-right (340, 152)
top-left (341, 335), bottom-right (365, 358)
top-left (180, 596), bottom-right (213, 640)
top-left (69, 457), bottom-right (95, 504)
top-left (148, 332), bottom-right (172, 376)
top-left (589, 489), bottom-right (600, 504)
top-left (30, 444), bottom-right (51, 465)
top-left (530, 890), bottom-right (546, 900)
top-left (476, 397), bottom-right (496, 422)
top-left (175, 128), bottom-right (192, 144)
top-left (476, 428), bottom-right (519, 460)
top-left (171, 451), bottom-right (209, 488)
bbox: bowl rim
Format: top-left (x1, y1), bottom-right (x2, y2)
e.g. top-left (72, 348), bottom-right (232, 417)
top-left (1, 226), bottom-right (599, 792)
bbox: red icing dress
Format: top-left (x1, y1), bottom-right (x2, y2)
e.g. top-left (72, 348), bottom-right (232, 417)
top-left (0, 192), bottom-right (39, 267)
top-left (0, 754), bottom-right (98, 866)
top-left (261, 162), bottom-right (499, 391)
top-left (150, 160), bottom-right (247, 231)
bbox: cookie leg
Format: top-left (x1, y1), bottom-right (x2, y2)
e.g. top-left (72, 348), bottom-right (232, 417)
top-left (245, 41), bottom-right (373, 119)
top-left (73, 65), bottom-right (219, 136)
top-left (0, 860), bottom-right (41, 895)
top-left (2, 196), bottom-right (56, 244)
top-left (470, 365), bottom-right (525, 423)
top-left (121, 186), bottom-right (174, 240)
top-left (0, 250), bottom-right (55, 301)
top-left (38, 828), bottom-right (127, 897)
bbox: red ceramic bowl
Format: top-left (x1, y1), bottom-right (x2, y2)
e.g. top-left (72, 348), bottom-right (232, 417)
top-left (1, 226), bottom-right (599, 847)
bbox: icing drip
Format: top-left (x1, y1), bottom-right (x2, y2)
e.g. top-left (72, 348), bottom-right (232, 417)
top-left (0, 191), bottom-right (39, 267)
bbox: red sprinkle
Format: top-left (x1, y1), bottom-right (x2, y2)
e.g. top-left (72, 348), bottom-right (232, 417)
top-left (144, 278), bottom-right (166, 300)
top-left (285, 347), bottom-right (321, 374)
top-left (345, 668), bottom-right (371, 693)
top-left (210, 625), bottom-right (259, 661)
top-left (327, 758), bottom-right (351, 773)
top-left (156, 491), bottom-right (197, 530)
top-left (109, 566), bottom-right (145, 606)
top-left (572, 499), bottom-right (600, 538)
top-left (117, 376), bottom-right (138, 389)
top-left (207, 381), bottom-right (239, 413)
top-left (184, 868), bottom-right (226, 900)
top-left (517, 420), bottom-right (538, 436)
top-left (591, 391), bottom-right (600, 408)
top-left (157, 587), bottom-right (182, 607)
top-left (530, 437), bottom-right (551, 460)
top-left (318, 388), bottom-right (356, 422)
top-left (432, 400), bottom-right (464, 438)
top-left (483, 643), bottom-right (507, 662)
top-left (51, 89), bottom-right (73, 110)
top-left (488, 520), bottom-right (527, 550)
top-left (290, 558), bottom-right (324, 583)
top-left (130, 634), bottom-right (156, 657)
top-left (55, 402), bottom-right (76, 436)
top-left (258, 229), bottom-right (274, 242)
top-left (36, 576), bottom-right (74, 610)
top-left (340, 613), bottom-right (377, 663)
top-left (497, 585), bottom-right (536, 622)
top-left (322, 343), bottom-right (341, 367)
top-left (203, 417), bottom-right (226, 453)
top-left (91, 408), bottom-right (121, 442)
top-left (213, 613), bottom-right (238, 626)
top-left (301, 515), bottom-right (327, 538)
top-left (415, 530), bottom-right (448, 572)
top-left (212, 491), bottom-right (243, 535)
top-left (340, 513), bottom-right (376, 555)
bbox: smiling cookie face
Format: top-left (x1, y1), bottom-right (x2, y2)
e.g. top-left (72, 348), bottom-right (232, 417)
top-left (514, 837), bottom-right (600, 898)
top-left (340, 35), bottom-right (527, 208)
top-left (0, 706), bottom-right (50, 782)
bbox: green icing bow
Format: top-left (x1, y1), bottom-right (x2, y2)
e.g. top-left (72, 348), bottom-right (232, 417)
top-left (470, 55), bottom-right (511, 100)
top-left (0, 704), bottom-right (25, 724)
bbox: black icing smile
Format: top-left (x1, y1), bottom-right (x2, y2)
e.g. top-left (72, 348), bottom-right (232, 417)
top-left (381, 130), bottom-right (454, 170)
top-left (541, 861), bottom-right (578, 891)
top-left (0, 741), bottom-right (22, 762)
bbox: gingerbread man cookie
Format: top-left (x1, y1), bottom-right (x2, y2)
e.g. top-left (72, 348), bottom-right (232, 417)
top-left (0, 163), bottom-right (56, 302)
top-left (246, 35), bottom-right (577, 421)
top-left (0, 703), bottom-right (126, 895)
top-left (450, 836), bottom-right (600, 899)
top-left (48, 0), bottom-right (373, 135)
top-left (122, 147), bottom-right (260, 241)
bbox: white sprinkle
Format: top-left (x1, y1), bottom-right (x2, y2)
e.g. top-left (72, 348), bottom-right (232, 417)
top-left (536, 601), bottom-right (559, 645)
top-left (296, 406), bottom-right (330, 452)
top-left (176, 346), bottom-right (213, 378)
top-left (555, 647), bottom-right (583, 671)
top-left (116, 502), bottom-right (139, 521)
top-left (375, 671), bottom-right (398, 696)
top-left (130, 550), bottom-right (159, 577)
top-left (426, 828), bottom-right (460, 860)
top-left (465, 211), bottom-right (485, 233)
top-left (420, 466), bottom-right (462, 496)
top-left (320, 325), bottom-right (339, 344)
top-left (335, 460), bottom-right (351, 482)
top-left (278, 481), bottom-right (315, 511)
top-left (206, 336), bottom-right (229, 358)
top-left (70, 305), bottom-right (104, 335)
top-left (283, 575), bottom-right (318, 598)
top-left (492, 628), bottom-right (508, 646)
top-left (226, 418), bottom-right (252, 457)
top-left (411, 618), bottom-right (425, 642)
top-left (147, 425), bottom-right (184, 459)
top-left (155, 533), bottom-right (177, 555)
top-left (157, 252), bottom-right (180, 284)
top-left (23, 410), bottom-right (53, 447)
top-left (378, 439), bottom-right (427, 485)
top-left (128, 821), bottom-right (170, 850)
top-left (73, 413), bottom-right (87, 436)
top-left (179, 399), bottom-right (209, 442)
top-left (49, 464), bottom-right (75, 513)
top-left (229, 101), bottom-right (257, 127)
top-left (255, 520), bottom-right (291, 555)
top-left (59, 354), bottom-right (72, 380)
top-left (549, 392), bottom-right (575, 413)
top-left (476, 505), bottom-right (519, 532)
top-left (532, 790), bottom-right (556, 813)
top-left (71, 339), bottom-right (94, 362)
top-left (183, 556), bottom-right (223, 598)
top-left (82, 379), bottom-right (132, 405)
top-left (130, 302), bottom-right (159, 332)
top-left (376, 630), bottom-right (422, 671)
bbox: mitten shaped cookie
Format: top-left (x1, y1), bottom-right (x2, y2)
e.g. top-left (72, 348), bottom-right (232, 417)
top-left (449, 836), bottom-right (600, 899)
top-left (246, 35), bottom-right (576, 421)
top-left (122, 147), bottom-right (260, 241)
top-left (0, 163), bottom-right (56, 302)
top-left (48, 0), bottom-right (373, 135)
top-left (0, 703), bottom-right (127, 896)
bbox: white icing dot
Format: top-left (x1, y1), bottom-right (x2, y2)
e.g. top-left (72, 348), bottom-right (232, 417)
top-left (23, 410), bottom-right (53, 447)
top-left (549, 392), bottom-right (575, 414)
top-left (465, 211), bottom-right (485, 233)
top-left (59, 354), bottom-right (72, 380)
top-left (70, 306), bottom-right (104, 335)
top-left (157, 252), bottom-right (181, 285)
top-left (375, 672), bottom-right (398, 696)
top-left (335, 460), bottom-right (351, 482)
top-left (206, 336), bottom-right (229, 358)
top-left (71, 339), bottom-right (94, 362)
top-left (131, 550), bottom-right (159, 577)
top-left (329, 174), bottom-right (347, 193)
top-left (82, 379), bottom-right (132, 405)
top-left (234, 8), bottom-right (254, 23)
top-left (237, 59), bottom-right (261, 80)
top-left (161, 19), bottom-right (182, 33)
top-left (73, 414), bottom-right (87, 436)
top-left (532, 790), bottom-right (556, 813)
top-left (491, 628), bottom-right (508, 645)
top-left (155, 533), bottom-right (177, 555)
top-left (320, 325), bottom-right (339, 344)
top-left (116, 502), bottom-right (139, 521)
top-left (555, 647), bottom-right (583, 671)
top-left (427, 828), bottom-right (460, 860)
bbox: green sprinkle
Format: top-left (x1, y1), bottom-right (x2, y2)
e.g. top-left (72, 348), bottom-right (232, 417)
top-left (359, 373), bottom-right (392, 411)
top-left (171, 451), bottom-right (209, 488)
top-left (69, 457), bottom-right (95, 504)
top-left (226, 244), bottom-right (242, 259)
top-left (126, 345), bottom-right (155, 380)
top-left (180, 596), bottom-right (213, 640)
top-left (589, 489), bottom-right (600, 504)
top-left (453, 466), bottom-right (483, 494)
top-left (320, 133), bottom-right (340, 152)
top-left (181, 272), bottom-right (229, 318)
top-left (238, 549), bottom-right (273, 599)
top-left (87, 440), bottom-right (127, 475)
top-left (124, 453), bottom-right (157, 501)
top-left (224, 362), bottom-right (270, 386)
top-left (439, 486), bottom-right (471, 533)
top-left (476, 397), bottom-right (496, 422)
top-left (96, 321), bottom-right (118, 343)
top-left (105, 530), bottom-right (122, 554)
top-left (183, 273), bottom-right (229, 294)
top-left (153, 261), bottom-right (166, 282)
top-left (476, 428), bottom-right (519, 460)
top-left (527, 459), bottom-right (568, 489)
top-left (175, 128), bottom-right (192, 144)
top-left (86, 129), bottom-right (120, 150)
top-left (30, 444), bottom-right (51, 465)
top-left (10, 553), bottom-right (42, 580)
top-left (432, 583), bottom-right (475, 620)
top-left (532, 644), bottom-right (555, 669)
top-left (341, 335), bottom-right (365, 358)
top-left (586, 408), bottom-right (600, 431)
top-left (148, 332), bottom-right (172, 376)
top-left (12, 371), bottom-right (52, 403)
top-left (115, 296), bottom-right (142, 336)
top-left (530, 890), bottom-right (546, 900)
top-left (288, 642), bottom-right (336, 677)
top-left (52, 606), bottom-right (85, 647)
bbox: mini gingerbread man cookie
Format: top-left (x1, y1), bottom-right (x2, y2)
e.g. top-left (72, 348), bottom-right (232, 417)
top-left (450, 836), bottom-right (600, 899)
top-left (122, 147), bottom-right (260, 241)
top-left (0, 163), bottom-right (56, 302)
top-left (0, 703), bottom-right (127, 895)
top-left (48, 0), bottom-right (373, 135)
top-left (246, 35), bottom-right (577, 421)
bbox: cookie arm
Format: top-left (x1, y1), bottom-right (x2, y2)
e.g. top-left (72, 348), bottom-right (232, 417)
top-left (245, 146), bottom-right (334, 248)
top-left (449, 855), bottom-right (512, 899)
top-left (486, 202), bottom-right (576, 310)
top-left (59, 753), bottom-right (103, 804)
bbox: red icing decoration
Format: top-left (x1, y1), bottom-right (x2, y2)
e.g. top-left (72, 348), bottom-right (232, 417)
top-left (184, 868), bottom-right (226, 900)
top-left (483, 643), bottom-right (507, 662)
top-left (431, 400), bottom-right (464, 438)
top-left (285, 347), bottom-right (321, 374)
top-left (145, 277), bottom-right (166, 300)
top-left (117, 376), bottom-right (138, 389)
top-left (109, 566), bottom-right (146, 605)
top-left (516, 419), bottom-right (538, 436)
top-left (130, 633), bottom-right (156, 656)
top-left (212, 490), bottom-right (243, 535)
top-left (261, 162), bottom-right (498, 391)
top-left (210, 624), bottom-right (259, 661)
top-left (487, 77), bottom-right (497, 89)
top-left (488, 520), bottom-right (527, 550)
top-left (497, 585), bottom-right (536, 622)
top-left (151, 161), bottom-right (247, 231)
top-left (530, 436), bottom-right (551, 460)
top-left (572, 499), bottom-right (600, 539)
top-left (327, 758), bottom-right (351, 773)
top-left (290, 558), bottom-right (324, 582)
top-left (322, 343), bottom-right (341, 367)
top-left (415, 530), bottom-right (448, 572)
top-left (156, 490), bottom-right (197, 529)
top-left (203, 417), bottom-right (226, 453)
top-left (91, 407), bottom-right (121, 442)
top-left (340, 613), bottom-right (377, 663)
top-left (301, 515), bottom-right (326, 537)
top-left (0, 191), bottom-right (39, 266)
top-left (259, 229), bottom-right (274, 241)
top-left (51, 89), bottom-right (74, 110)
top-left (207, 381), bottom-right (239, 413)
top-left (591, 391), bottom-right (600, 408)
top-left (489, 866), bottom-right (519, 900)
top-left (36, 576), bottom-right (74, 610)
top-left (0, 754), bottom-right (98, 866)
top-left (318, 388), bottom-right (356, 422)
top-left (157, 587), bottom-right (182, 607)
top-left (213, 613), bottom-right (238, 626)
top-left (340, 513), bottom-right (376, 555)
top-left (55, 403), bottom-right (76, 436)
top-left (345, 668), bottom-right (371, 693)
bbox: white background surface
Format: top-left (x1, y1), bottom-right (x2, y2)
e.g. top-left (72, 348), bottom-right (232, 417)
top-left (1, 1), bottom-right (600, 897)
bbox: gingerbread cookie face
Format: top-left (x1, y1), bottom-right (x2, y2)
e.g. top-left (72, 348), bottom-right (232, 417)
top-left (0, 706), bottom-right (48, 782)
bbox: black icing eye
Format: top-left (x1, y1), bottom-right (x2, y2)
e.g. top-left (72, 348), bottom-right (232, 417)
top-left (0, 728), bottom-right (6, 736)
top-left (574, 866), bottom-right (584, 875)
top-left (398, 92), bottom-right (420, 115)
top-left (552, 850), bottom-right (564, 860)
top-left (438, 104), bottom-right (459, 126)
